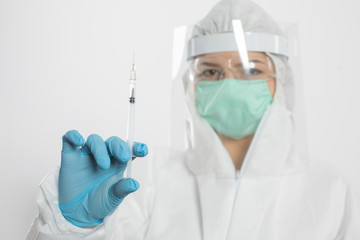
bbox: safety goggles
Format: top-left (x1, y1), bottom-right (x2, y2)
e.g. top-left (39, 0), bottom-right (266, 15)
top-left (190, 51), bottom-right (276, 82)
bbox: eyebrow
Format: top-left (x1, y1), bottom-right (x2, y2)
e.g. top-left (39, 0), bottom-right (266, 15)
top-left (200, 59), bottom-right (266, 67)
top-left (234, 59), bottom-right (266, 68)
top-left (198, 62), bottom-right (223, 68)
top-left (249, 59), bottom-right (265, 64)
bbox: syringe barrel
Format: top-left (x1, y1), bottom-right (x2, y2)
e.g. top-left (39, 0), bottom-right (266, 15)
top-left (126, 101), bottom-right (135, 178)
top-left (126, 103), bottom-right (135, 144)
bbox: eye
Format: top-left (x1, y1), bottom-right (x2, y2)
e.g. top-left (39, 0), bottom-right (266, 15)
top-left (249, 68), bottom-right (263, 75)
top-left (201, 69), bottom-right (221, 77)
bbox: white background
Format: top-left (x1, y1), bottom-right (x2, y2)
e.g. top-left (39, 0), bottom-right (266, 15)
top-left (1, 0), bottom-right (359, 238)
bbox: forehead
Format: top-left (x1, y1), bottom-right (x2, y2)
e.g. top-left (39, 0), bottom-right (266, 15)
top-left (195, 51), bottom-right (269, 62)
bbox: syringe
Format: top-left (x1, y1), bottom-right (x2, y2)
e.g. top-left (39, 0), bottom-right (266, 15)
top-left (126, 56), bottom-right (136, 178)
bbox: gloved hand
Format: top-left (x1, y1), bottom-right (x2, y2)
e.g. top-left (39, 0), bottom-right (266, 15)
top-left (58, 130), bottom-right (148, 227)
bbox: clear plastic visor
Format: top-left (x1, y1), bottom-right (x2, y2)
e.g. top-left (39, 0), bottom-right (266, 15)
top-left (170, 22), bottom-right (305, 150)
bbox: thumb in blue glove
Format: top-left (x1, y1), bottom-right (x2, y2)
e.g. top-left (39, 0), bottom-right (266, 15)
top-left (58, 130), bottom-right (148, 227)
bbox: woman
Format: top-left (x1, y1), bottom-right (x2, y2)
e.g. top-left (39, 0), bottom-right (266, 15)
top-left (27, 0), bottom-right (360, 239)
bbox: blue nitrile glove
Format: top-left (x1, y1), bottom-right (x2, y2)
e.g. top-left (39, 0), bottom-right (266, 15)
top-left (58, 130), bottom-right (148, 227)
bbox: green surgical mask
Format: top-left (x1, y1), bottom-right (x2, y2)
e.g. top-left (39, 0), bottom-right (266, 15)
top-left (195, 78), bottom-right (273, 139)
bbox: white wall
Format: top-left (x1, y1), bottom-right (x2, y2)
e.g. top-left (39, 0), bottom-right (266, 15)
top-left (0, 0), bottom-right (359, 238)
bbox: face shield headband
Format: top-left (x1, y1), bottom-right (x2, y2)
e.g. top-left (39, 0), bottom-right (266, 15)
top-left (187, 20), bottom-right (289, 60)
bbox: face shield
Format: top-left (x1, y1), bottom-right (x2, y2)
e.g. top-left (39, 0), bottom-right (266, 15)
top-left (170, 0), bottom-right (307, 177)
